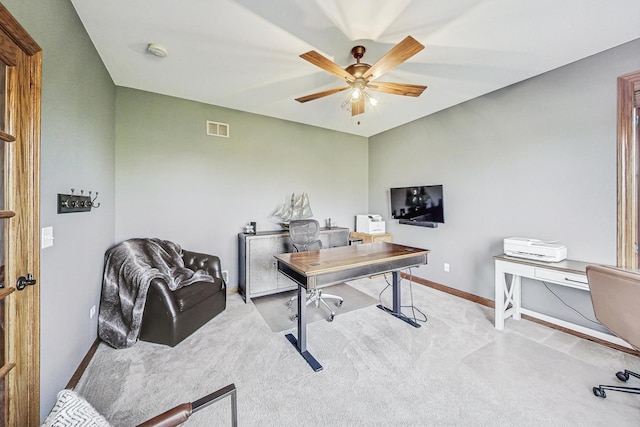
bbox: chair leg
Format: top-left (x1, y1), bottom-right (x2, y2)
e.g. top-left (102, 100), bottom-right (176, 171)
top-left (286, 295), bottom-right (296, 306)
top-left (319, 297), bottom-right (337, 322)
top-left (593, 384), bottom-right (640, 398)
top-left (193, 383), bottom-right (237, 427)
top-left (288, 289), bottom-right (319, 320)
top-left (592, 369), bottom-right (640, 398)
top-left (286, 289), bottom-right (317, 307)
top-left (288, 289), bottom-right (344, 322)
top-left (616, 369), bottom-right (640, 382)
top-left (318, 293), bottom-right (343, 305)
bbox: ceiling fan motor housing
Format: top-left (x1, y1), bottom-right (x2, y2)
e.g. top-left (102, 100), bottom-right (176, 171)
top-left (346, 46), bottom-right (371, 78)
top-left (346, 63), bottom-right (371, 79)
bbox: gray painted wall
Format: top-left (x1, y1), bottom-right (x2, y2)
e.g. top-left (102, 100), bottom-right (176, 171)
top-left (369, 38), bottom-right (640, 332)
top-left (114, 88), bottom-right (369, 289)
top-left (4, 0), bottom-right (116, 421)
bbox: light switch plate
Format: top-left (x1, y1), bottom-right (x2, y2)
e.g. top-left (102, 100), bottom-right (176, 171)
top-left (42, 226), bottom-right (54, 248)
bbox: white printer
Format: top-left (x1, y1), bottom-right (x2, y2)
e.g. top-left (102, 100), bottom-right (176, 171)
top-left (356, 214), bottom-right (386, 234)
top-left (503, 237), bottom-right (567, 262)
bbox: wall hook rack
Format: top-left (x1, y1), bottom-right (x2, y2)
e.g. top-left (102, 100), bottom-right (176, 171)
top-left (58, 188), bottom-right (101, 214)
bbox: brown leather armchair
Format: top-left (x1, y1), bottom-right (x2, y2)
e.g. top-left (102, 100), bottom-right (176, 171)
top-left (139, 249), bottom-right (226, 347)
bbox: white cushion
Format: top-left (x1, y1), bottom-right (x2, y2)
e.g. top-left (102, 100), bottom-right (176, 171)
top-left (42, 389), bottom-right (111, 427)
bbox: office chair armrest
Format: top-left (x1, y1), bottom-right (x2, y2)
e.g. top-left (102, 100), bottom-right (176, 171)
top-left (136, 403), bottom-right (192, 427)
top-left (136, 384), bottom-right (237, 427)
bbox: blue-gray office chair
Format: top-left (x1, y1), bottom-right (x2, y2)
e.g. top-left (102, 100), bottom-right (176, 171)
top-left (286, 219), bottom-right (343, 321)
top-left (586, 265), bottom-right (640, 398)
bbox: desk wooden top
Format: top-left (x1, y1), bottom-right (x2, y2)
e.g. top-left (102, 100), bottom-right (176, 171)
top-left (274, 242), bottom-right (430, 277)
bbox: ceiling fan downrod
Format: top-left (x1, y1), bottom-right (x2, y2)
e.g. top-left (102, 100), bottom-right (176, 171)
top-left (351, 45), bottom-right (366, 63)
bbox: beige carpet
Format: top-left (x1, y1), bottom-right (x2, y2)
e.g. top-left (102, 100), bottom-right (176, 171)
top-left (73, 277), bottom-right (640, 426)
top-left (252, 282), bottom-right (378, 332)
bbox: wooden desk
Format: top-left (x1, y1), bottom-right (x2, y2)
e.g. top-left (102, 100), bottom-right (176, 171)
top-left (275, 242), bottom-right (430, 371)
top-left (238, 227), bottom-right (349, 301)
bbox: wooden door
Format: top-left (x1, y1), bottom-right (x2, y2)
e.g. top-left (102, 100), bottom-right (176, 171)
top-left (0, 5), bottom-right (42, 426)
top-left (617, 70), bottom-right (640, 269)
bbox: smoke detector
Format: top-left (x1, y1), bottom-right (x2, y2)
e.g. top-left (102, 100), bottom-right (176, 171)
top-left (147, 43), bottom-right (168, 58)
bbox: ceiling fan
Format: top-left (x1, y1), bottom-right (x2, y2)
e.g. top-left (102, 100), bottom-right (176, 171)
top-left (295, 36), bottom-right (427, 116)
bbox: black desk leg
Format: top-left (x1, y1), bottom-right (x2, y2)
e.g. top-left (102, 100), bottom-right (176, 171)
top-left (392, 270), bottom-right (401, 312)
top-left (377, 271), bottom-right (421, 328)
top-left (285, 285), bottom-right (323, 372)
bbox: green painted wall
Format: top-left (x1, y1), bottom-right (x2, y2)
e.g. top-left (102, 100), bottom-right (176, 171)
top-left (369, 38), bottom-right (640, 331)
top-left (3, 0), bottom-right (116, 421)
top-left (115, 88), bottom-right (369, 286)
top-left (4, 1), bottom-right (639, 422)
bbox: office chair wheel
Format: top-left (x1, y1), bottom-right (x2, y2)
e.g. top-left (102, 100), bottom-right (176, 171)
top-left (328, 313), bottom-right (335, 322)
top-left (286, 300), bottom-right (293, 307)
top-left (592, 387), bottom-right (606, 398)
top-left (290, 314), bottom-right (298, 321)
top-left (337, 300), bottom-right (343, 307)
top-left (616, 371), bottom-right (629, 382)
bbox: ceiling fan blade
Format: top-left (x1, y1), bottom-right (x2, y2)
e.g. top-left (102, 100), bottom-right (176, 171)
top-left (361, 36), bottom-right (424, 81)
top-left (300, 51), bottom-right (355, 82)
top-left (295, 86), bottom-right (349, 103)
top-left (368, 82), bottom-right (427, 97)
top-left (352, 96), bottom-right (365, 116)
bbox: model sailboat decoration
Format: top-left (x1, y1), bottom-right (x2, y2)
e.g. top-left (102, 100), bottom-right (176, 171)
top-left (268, 192), bottom-right (313, 227)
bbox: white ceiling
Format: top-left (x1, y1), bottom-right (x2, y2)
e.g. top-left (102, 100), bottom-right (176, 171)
top-left (70, 0), bottom-right (640, 137)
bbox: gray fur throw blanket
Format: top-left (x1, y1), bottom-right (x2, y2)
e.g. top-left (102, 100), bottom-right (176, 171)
top-left (98, 238), bottom-right (214, 349)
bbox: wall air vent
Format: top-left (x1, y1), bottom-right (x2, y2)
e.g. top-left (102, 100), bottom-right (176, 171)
top-left (206, 121), bottom-right (230, 138)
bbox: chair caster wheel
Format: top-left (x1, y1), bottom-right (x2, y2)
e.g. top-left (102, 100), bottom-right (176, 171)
top-left (286, 300), bottom-right (293, 307)
top-left (616, 371), bottom-right (629, 382)
top-left (328, 314), bottom-right (335, 322)
top-left (290, 314), bottom-right (298, 321)
top-left (337, 300), bottom-right (343, 307)
top-left (593, 387), bottom-right (606, 398)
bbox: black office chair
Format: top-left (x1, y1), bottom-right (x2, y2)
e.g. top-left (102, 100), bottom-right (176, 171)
top-left (586, 265), bottom-right (640, 398)
top-left (286, 219), bottom-right (343, 321)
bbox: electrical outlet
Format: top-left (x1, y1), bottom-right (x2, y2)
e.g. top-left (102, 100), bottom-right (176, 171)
top-left (222, 270), bottom-right (229, 283)
top-left (444, 263), bottom-right (450, 272)
top-left (90, 305), bottom-right (96, 319)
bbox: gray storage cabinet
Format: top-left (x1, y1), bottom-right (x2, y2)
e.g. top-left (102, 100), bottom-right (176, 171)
top-left (238, 227), bottom-right (349, 302)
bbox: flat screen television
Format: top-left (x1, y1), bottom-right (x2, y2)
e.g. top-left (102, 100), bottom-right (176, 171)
top-left (390, 185), bottom-right (444, 226)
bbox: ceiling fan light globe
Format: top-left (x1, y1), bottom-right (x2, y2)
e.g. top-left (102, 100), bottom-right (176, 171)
top-left (351, 88), bottom-right (361, 100)
top-left (368, 97), bottom-right (378, 107)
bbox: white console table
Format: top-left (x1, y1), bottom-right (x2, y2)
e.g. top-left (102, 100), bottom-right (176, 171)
top-left (493, 254), bottom-right (632, 349)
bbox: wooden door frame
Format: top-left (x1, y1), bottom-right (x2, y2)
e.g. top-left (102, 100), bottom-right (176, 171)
top-left (617, 70), bottom-right (640, 269)
top-left (0, 4), bottom-right (42, 425)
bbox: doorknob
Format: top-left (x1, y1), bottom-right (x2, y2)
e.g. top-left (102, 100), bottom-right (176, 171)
top-left (16, 273), bottom-right (36, 291)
